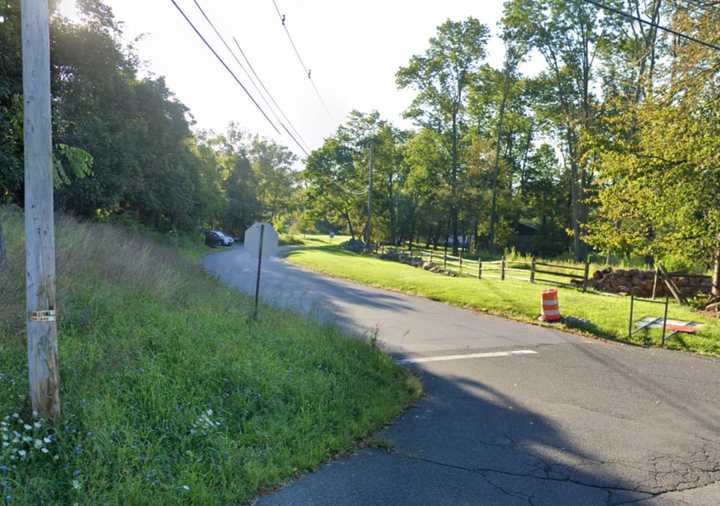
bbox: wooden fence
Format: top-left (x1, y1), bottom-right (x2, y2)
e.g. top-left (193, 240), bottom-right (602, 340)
top-left (381, 243), bottom-right (591, 291)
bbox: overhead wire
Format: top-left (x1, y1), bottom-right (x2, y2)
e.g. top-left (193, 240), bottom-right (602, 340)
top-left (191, 0), bottom-right (309, 157)
top-left (232, 37), bottom-right (311, 152)
top-left (583, 0), bottom-right (720, 51)
top-left (168, 0), bottom-right (281, 135)
top-left (271, 0), bottom-right (335, 120)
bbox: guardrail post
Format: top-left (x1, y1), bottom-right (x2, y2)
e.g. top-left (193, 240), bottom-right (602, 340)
top-left (583, 257), bottom-right (590, 292)
top-left (530, 257), bottom-right (536, 283)
top-left (478, 259), bottom-right (482, 279)
top-left (501, 255), bottom-right (506, 281)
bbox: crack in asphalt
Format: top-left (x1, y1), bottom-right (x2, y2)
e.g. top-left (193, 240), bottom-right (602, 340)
top-left (387, 444), bottom-right (720, 506)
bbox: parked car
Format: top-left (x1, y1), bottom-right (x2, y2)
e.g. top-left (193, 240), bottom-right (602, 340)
top-left (205, 230), bottom-right (234, 248)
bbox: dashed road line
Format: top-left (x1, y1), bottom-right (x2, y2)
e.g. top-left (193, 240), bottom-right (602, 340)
top-left (400, 349), bottom-right (538, 364)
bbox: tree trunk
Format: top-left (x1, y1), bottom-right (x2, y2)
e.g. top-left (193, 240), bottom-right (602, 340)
top-left (713, 247), bottom-right (720, 298)
top-left (0, 220), bottom-right (6, 270)
top-left (488, 66), bottom-right (512, 249)
top-left (343, 210), bottom-right (355, 241)
top-left (450, 109), bottom-right (459, 255)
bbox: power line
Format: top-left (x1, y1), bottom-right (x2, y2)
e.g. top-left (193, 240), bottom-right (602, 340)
top-left (583, 0), bottom-right (720, 51)
top-left (271, 0), bottom-right (335, 120)
top-left (232, 37), bottom-right (311, 153)
top-left (191, 0), bottom-right (309, 157)
top-left (168, 0), bottom-right (281, 135)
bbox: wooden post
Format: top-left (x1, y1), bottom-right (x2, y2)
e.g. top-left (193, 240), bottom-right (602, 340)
top-left (429, 249), bottom-right (433, 264)
top-left (530, 257), bottom-right (536, 283)
top-left (23, 0), bottom-right (60, 420)
top-left (443, 244), bottom-right (447, 269)
top-left (459, 248), bottom-right (463, 275)
top-left (501, 255), bottom-right (506, 281)
top-left (651, 267), bottom-right (659, 300)
top-left (582, 257), bottom-right (590, 292)
top-left (478, 260), bottom-right (482, 279)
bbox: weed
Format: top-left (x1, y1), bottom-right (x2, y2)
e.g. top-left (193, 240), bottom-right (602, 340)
top-left (0, 208), bottom-right (418, 504)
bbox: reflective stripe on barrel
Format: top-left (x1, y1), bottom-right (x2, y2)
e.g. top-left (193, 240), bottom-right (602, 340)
top-left (541, 289), bottom-right (561, 321)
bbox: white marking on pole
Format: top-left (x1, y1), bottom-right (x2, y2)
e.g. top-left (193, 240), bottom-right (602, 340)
top-left (400, 349), bottom-right (538, 364)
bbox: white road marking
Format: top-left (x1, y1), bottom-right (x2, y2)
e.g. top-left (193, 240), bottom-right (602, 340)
top-left (400, 349), bottom-right (538, 364)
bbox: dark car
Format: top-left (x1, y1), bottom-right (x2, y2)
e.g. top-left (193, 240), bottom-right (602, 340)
top-left (205, 230), bottom-right (234, 248)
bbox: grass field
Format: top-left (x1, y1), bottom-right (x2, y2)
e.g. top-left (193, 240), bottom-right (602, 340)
top-left (285, 244), bottom-right (720, 356)
top-left (0, 209), bottom-right (419, 505)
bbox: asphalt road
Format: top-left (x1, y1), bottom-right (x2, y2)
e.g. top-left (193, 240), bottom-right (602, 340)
top-left (203, 247), bottom-right (720, 506)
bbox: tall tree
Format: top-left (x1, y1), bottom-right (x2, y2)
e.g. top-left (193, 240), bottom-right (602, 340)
top-left (503, 0), bottom-right (618, 259)
top-left (397, 18), bottom-right (490, 254)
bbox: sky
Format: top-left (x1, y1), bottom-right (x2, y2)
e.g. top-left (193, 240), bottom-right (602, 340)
top-left (58, 0), bottom-right (543, 157)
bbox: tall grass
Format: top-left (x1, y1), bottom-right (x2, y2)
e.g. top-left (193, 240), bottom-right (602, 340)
top-left (0, 207), bottom-right (419, 505)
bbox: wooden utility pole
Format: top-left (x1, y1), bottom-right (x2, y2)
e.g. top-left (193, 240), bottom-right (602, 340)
top-left (22, 0), bottom-right (60, 419)
top-left (365, 143), bottom-right (374, 245)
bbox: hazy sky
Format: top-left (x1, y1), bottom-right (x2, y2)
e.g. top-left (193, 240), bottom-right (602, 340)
top-left (58, 0), bottom-right (542, 157)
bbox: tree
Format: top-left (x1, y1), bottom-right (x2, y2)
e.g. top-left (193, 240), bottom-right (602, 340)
top-left (584, 5), bottom-right (720, 295)
top-left (397, 18), bottom-right (490, 254)
top-left (503, 0), bottom-right (619, 259)
top-left (303, 137), bottom-right (365, 240)
top-left (247, 135), bottom-right (298, 226)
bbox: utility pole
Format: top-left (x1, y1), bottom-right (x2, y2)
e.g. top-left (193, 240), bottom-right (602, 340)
top-left (22, 0), bottom-right (60, 419)
top-left (365, 143), bottom-right (374, 245)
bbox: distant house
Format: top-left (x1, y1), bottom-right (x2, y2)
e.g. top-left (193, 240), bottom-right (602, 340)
top-left (444, 235), bottom-right (471, 247)
top-left (513, 223), bottom-right (538, 254)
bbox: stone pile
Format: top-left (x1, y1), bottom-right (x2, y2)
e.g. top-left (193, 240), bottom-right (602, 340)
top-left (422, 262), bottom-right (458, 277)
top-left (590, 268), bottom-right (712, 298)
top-left (380, 251), bottom-right (423, 268)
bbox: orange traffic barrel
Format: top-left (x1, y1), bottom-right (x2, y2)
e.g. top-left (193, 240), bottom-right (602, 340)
top-left (540, 289), bottom-right (561, 322)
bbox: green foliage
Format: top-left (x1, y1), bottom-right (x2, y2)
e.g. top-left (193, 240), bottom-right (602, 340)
top-left (0, 1), bottom-right (301, 237)
top-left (0, 208), bottom-right (419, 504)
top-left (52, 144), bottom-right (93, 188)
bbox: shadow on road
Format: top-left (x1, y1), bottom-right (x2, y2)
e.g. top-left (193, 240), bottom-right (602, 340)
top-left (262, 361), bottom-right (656, 505)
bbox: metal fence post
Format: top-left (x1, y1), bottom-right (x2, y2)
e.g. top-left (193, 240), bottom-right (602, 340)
top-left (530, 257), bottom-right (536, 283)
top-left (628, 294), bottom-right (635, 339)
top-left (661, 296), bottom-right (669, 347)
top-left (501, 255), bottom-right (506, 281)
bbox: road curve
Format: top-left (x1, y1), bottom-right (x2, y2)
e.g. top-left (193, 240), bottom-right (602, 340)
top-left (204, 247), bottom-right (720, 506)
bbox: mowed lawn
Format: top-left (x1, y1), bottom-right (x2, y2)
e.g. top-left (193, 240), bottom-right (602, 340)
top-left (286, 245), bottom-right (720, 356)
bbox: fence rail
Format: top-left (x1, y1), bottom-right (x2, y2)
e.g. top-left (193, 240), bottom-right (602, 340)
top-left (383, 243), bottom-right (591, 291)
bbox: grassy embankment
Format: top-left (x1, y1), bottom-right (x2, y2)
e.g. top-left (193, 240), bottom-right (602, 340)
top-left (0, 209), bottom-right (419, 505)
top-left (285, 240), bottom-right (720, 355)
